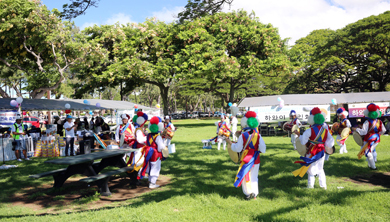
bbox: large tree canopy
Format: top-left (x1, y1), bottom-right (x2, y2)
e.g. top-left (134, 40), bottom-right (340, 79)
top-left (177, 0), bottom-right (234, 23)
top-left (0, 0), bottom-right (102, 98)
top-left (286, 11), bottom-right (390, 94)
top-left (176, 10), bottom-right (291, 105)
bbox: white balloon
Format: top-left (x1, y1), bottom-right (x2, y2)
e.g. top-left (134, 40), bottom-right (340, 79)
top-left (16, 97), bottom-right (23, 104)
top-left (65, 103), bottom-right (71, 109)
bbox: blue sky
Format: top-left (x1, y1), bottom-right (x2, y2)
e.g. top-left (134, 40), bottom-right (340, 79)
top-left (42, 0), bottom-right (186, 29)
top-left (42, 0), bottom-right (390, 45)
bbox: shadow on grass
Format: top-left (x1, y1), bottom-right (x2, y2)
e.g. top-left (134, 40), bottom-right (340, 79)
top-left (1, 120), bottom-right (389, 219)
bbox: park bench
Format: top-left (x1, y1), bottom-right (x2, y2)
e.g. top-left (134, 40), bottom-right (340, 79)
top-left (79, 166), bottom-right (133, 196)
top-left (29, 161), bottom-right (101, 179)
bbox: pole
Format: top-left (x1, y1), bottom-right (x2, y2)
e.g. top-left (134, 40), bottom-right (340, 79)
top-left (1, 134), bottom-right (4, 164)
top-left (47, 90), bottom-right (51, 124)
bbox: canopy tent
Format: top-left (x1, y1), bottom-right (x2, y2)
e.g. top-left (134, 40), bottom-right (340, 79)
top-left (238, 92), bottom-right (390, 107)
top-left (0, 98), bottom-right (99, 111)
top-left (0, 98), bottom-right (156, 111)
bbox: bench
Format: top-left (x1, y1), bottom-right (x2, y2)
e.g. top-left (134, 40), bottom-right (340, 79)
top-left (29, 161), bottom-right (101, 179)
top-left (79, 166), bottom-right (133, 196)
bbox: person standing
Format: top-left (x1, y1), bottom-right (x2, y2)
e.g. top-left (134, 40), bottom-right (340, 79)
top-left (64, 115), bottom-right (77, 156)
top-left (53, 116), bottom-right (64, 137)
top-left (353, 103), bottom-right (386, 170)
top-left (226, 111), bottom-right (266, 200)
top-left (289, 110), bottom-right (302, 150)
top-left (216, 115), bottom-right (231, 151)
top-left (162, 116), bottom-right (175, 147)
top-left (335, 107), bottom-right (351, 154)
top-left (89, 117), bottom-right (95, 130)
top-left (139, 116), bottom-right (165, 189)
top-left (11, 114), bottom-right (29, 161)
top-left (293, 107), bottom-right (334, 189)
top-left (231, 114), bottom-right (238, 142)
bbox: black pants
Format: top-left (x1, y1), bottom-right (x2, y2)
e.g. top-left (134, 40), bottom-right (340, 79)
top-left (65, 137), bottom-right (74, 156)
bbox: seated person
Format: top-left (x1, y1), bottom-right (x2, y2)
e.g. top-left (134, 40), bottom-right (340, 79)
top-left (99, 117), bottom-right (111, 140)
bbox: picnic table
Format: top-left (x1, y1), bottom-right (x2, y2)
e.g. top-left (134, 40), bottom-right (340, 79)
top-left (30, 148), bottom-right (137, 196)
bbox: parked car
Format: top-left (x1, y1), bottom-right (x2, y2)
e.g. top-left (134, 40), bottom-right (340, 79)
top-left (23, 116), bottom-right (40, 128)
top-left (200, 112), bottom-right (211, 117)
top-left (213, 111), bottom-right (223, 117)
top-left (192, 111), bottom-right (199, 118)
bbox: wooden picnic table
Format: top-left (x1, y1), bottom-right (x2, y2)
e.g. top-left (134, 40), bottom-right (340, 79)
top-left (31, 148), bottom-right (137, 196)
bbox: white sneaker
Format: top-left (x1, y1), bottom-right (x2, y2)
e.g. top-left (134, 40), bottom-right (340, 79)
top-left (344, 150), bottom-right (348, 153)
top-left (149, 183), bottom-right (160, 189)
top-left (17, 159), bottom-right (22, 162)
top-left (25, 158), bottom-right (30, 160)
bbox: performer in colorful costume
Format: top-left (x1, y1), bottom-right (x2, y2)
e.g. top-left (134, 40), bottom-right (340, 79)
top-left (139, 116), bottom-right (166, 188)
top-left (336, 107), bottom-right (351, 154)
top-left (115, 114), bottom-right (135, 148)
top-left (226, 111), bottom-right (266, 200)
top-left (126, 111), bottom-right (148, 188)
top-left (215, 115), bottom-right (231, 150)
top-left (162, 115), bottom-right (175, 147)
top-left (290, 110), bottom-right (302, 150)
top-left (293, 107), bottom-right (334, 189)
top-left (353, 103), bottom-right (385, 170)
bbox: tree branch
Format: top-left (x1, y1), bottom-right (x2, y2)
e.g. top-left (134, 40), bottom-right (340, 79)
top-left (23, 37), bottom-right (45, 72)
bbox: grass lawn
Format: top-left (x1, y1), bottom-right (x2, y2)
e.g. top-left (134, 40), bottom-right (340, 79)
top-left (0, 119), bottom-right (389, 221)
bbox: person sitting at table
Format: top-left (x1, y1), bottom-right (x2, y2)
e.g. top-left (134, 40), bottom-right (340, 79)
top-left (64, 115), bottom-right (77, 156)
top-left (139, 116), bottom-right (165, 189)
top-left (100, 117), bottom-right (111, 140)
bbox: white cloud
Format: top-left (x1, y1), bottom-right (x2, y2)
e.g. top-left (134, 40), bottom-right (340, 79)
top-left (225, 0), bottom-right (390, 45)
top-left (151, 6), bottom-right (184, 23)
top-left (80, 22), bottom-right (98, 30)
top-left (79, 13), bottom-right (135, 30)
top-left (104, 13), bottom-right (134, 25)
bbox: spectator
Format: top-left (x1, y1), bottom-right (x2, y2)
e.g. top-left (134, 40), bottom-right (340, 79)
top-left (64, 115), bottom-right (77, 156)
top-left (83, 117), bottom-right (89, 130)
top-left (89, 117), bottom-right (95, 130)
top-left (53, 116), bottom-right (64, 137)
top-left (11, 114), bottom-right (29, 161)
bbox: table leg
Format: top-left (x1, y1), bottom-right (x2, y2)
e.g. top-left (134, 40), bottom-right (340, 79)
top-left (97, 177), bottom-right (112, 196)
top-left (53, 161), bottom-right (96, 188)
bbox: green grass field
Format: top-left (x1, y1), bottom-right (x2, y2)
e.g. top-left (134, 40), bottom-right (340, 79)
top-left (1, 119), bottom-right (389, 221)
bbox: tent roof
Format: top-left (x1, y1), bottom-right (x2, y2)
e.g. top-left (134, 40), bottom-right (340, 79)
top-left (0, 98), bottom-right (156, 111)
top-left (238, 92), bottom-right (390, 107)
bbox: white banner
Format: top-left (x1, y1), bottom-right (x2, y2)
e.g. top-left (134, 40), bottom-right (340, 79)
top-left (249, 105), bottom-right (331, 123)
top-left (0, 110), bottom-right (18, 127)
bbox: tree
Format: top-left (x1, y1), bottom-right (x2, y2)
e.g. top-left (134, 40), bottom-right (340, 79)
top-left (284, 29), bottom-right (337, 94)
top-left (0, 0), bottom-right (102, 98)
top-left (105, 20), bottom-right (186, 115)
top-left (61, 0), bottom-right (99, 20)
top-left (70, 24), bottom-right (143, 100)
top-left (178, 0), bottom-right (234, 23)
top-left (319, 11), bottom-right (390, 92)
top-left (175, 10), bottom-right (291, 107)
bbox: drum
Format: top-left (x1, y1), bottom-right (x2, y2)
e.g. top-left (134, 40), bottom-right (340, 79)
top-left (331, 122), bottom-right (339, 133)
top-left (295, 137), bottom-right (307, 156)
top-left (167, 130), bottom-right (174, 138)
top-left (218, 129), bottom-right (230, 138)
top-left (227, 142), bottom-right (242, 164)
top-left (325, 146), bottom-right (335, 155)
top-left (162, 146), bottom-right (169, 158)
top-left (291, 125), bottom-right (300, 135)
top-left (353, 131), bottom-right (364, 146)
top-left (283, 122), bottom-right (292, 132)
top-left (340, 128), bottom-right (351, 139)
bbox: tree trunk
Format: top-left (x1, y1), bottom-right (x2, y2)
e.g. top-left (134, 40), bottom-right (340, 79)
top-left (0, 87), bottom-right (10, 98)
top-left (174, 94), bottom-right (177, 113)
top-left (158, 86), bottom-right (169, 116)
